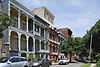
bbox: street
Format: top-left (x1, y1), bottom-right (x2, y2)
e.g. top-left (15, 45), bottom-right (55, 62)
top-left (50, 62), bottom-right (84, 67)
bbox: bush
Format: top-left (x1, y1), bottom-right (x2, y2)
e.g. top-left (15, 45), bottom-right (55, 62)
top-left (96, 54), bottom-right (100, 62)
top-left (97, 59), bottom-right (100, 67)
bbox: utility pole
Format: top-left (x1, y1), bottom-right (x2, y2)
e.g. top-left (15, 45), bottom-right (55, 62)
top-left (88, 34), bottom-right (93, 63)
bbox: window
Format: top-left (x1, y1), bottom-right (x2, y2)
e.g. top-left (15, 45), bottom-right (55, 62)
top-left (35, 24), bottom-right (39, 32)
top-left (19, 58), bottom-right (27, 61)
top-left (41, 28), bottom-right (44, 37)
top-left (0, 57), bottom-right (9, 63)
top-left (9, 58), bottom-right (19, 63)
top-left (41, 41), bottom-right (45, 50)
top-left (35, 39), bottom-right (40, 51)
top-left (28, 19), bottom-right (33, 33)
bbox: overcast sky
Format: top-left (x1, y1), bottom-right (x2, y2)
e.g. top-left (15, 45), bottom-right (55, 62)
top-left (17, 0), bottom-right (100, 37)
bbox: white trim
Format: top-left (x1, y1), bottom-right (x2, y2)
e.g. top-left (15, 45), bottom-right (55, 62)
top-left (10, 2), bottom-right (34, 19)
top-left (18, 10), bottom-right (21, 29)
top-left (26, 16), bottom-right (28, 32)
top-left (8, 0), bottom-right (10, 16)
top-left (27, 36), bottom-right (29, 52)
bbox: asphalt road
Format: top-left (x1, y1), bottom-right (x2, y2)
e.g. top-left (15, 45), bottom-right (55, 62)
top-left (50, 62), bottom-right (84, 67)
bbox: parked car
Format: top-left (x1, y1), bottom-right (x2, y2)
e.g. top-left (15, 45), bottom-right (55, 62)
top-left (58, 58), bottom-right (69, 65)
top-left (32, 60), bottom-right (41, 67)
top-left (32, 58), bottom-right (50, 67)
top-left (0, 56), bottom-right (29, 67)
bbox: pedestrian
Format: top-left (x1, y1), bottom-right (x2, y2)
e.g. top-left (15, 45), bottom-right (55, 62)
top-left (28, 59), bottom-right (33, 67)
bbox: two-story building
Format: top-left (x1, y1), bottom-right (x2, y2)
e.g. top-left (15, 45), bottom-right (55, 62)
top-left (1, 0), bottom-right (49, 60)
top-left (0, 0), bottom-right (66, 62)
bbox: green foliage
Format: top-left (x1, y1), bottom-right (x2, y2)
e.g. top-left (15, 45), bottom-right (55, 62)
top-left (81, 64), bottom-right (90, 67)
top-left (81, 19), bottom-right (100, 61)
top-left (60, 39), bottom-right (68, 53)
top-left (60, 36), bottom-right (84, 54)
top-left (0, 15), bottom-right (14, 38)
top-left (97, 59), bottom-right (100, 67)
top-left (83, 20), bottom-right (100, 44)
top-left (73, 37), bottom-right (83, 52)
top-left (96, 54), bottom-right (100, 62)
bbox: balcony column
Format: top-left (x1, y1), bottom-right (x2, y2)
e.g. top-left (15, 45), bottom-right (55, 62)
top-left (33, 38), bottom-right (35, 52)
top-left (18, 33), bottom-right (21, 56)
top-left (8, 29), bottom-right (11, 50)
top-left (44, 29), bottom-right (45, 39)
top-left (47, 31), bottom-right (49, 50)
top-left (26, 16), bottom-right (28, 32)
top-left (40, 40), bottom-right (41, 51)
top-left (26, 36), bottom-right (29, 52)
top-left (8, 0), bottom-right (10, 17)
top-left (45, 29), bottom-right (48, 50)
top-left (39, 27), bottom-right (41, 35)
top-left (18, 10), bottom-right (21, 29)
top-left (26, 36), bottom-right (29, 59)
top-left (33, 21), bottom-right (35, 35)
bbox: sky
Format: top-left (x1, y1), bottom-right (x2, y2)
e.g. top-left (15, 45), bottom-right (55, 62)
top-left (17, 0), bottom-right (100, 37)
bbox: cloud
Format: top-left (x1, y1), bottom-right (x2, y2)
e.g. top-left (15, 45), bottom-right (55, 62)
top-left (18, 0), bottom-right (100, 37)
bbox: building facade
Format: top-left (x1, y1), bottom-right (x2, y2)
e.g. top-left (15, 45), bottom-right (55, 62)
top-left (48, 27), bottom-right (60, 63)
top-left (1, 0), bottom-right (49, 60)
top-left (58, 28), bottom-right (72, 39)
top-left (32, 7), bottom-right (61, 62)
top-left (33, 15), bottom-right (49, 60)
top-left (32, 7), bottom-right (55, 27)
top-left (58, 28), bottom-right (77, 62)
top-left (0, 0), bottom-right (69, 62)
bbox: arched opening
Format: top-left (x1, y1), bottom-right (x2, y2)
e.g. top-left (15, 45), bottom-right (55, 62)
top-left (10, 31), bottom-right (18, 51)
top-left (28, 37), bottom-right (33, 51)
top-left (20, 34), bottom-right (27, 51)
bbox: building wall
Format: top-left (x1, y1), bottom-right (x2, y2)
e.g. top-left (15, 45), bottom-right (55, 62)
top-left (58, 28), bottom-right (72, 38)
top-left (48, 28), bottom-right (60, 62)
top-left (34, 15), bottom-right (49, 60)
top-left (32, 7), bottom-right (44, 18)
top-left (0, 0), bottom-right (50, 61)
top-left (1, 0), bottom-right (35, 59)
top-left (32, 7), bottom-right (55, 24)
top-left (0, 0), bottom-right (9, 15)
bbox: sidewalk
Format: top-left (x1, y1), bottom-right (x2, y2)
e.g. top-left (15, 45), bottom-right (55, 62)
top-left (90, 64), bottom-right (96, 67)
top-left (52, 62), bottom-right (58, 65)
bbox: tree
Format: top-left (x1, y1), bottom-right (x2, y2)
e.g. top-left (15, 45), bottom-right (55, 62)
top-left (72, 37), bottom-right (83, 53)
top-left (0, 15), bottom-right (14, 38)
top-left (60, 36), bottom-right (74, 62)
top-left (60, 36), bottom-right (89, 62)
top-left (82, 19), bottom-right (100, 61)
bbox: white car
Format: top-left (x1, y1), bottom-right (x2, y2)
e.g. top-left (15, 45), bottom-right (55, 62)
top-left (58, 58), bottom-right (69, 65)
top-left (0, 56), bottom-right (29, 67)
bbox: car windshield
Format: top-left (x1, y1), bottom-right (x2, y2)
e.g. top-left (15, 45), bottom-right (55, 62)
top-left (0, 57), bottom-right (9, 63)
